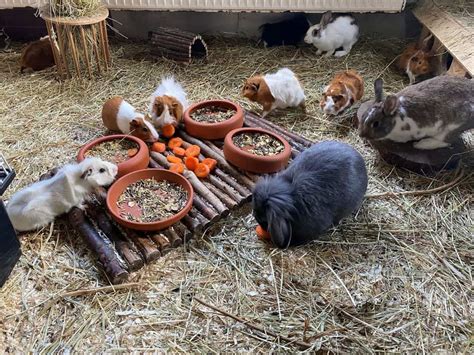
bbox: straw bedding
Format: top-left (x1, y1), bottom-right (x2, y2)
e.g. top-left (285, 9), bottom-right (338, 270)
top-left (0, 37), bottom-right (472, 352)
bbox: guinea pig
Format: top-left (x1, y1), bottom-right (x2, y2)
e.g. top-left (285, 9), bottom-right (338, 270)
top-left (20, 36), bottom-right (55, 73)
top-left (242, 67), bottom-right (306, 118)
top-left (259, 14), bottom-right (310, 47)
top-left (149, 76), bottom-right (189, 128)
top-left (359, 76), bottom-right (474, 150)
top-left (253, 141), bottom-right (368, 248)
top-left (102, 96), bottom-right (159, 143)
top-left (396, 36), bottom-right (438, 84)
top-left (6, 158), bottom-right (117, 232)
top-left (320, 70), bottom-right (364, 115)
top-left (304, 11), bottom-right (359, 57)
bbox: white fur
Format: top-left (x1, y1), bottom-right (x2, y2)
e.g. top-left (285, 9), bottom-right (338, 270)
top-left (322, 84), bottom-right (353, 115)
top-left (6, 158), bottom-right (117, 232)
top-left (304, 16), bottom-right (359, 57)
top-left (149, 77), bottom-right (189, 127)
top-left (117, 100), bottom-right (159, 141)
top-left (263, 68), bottom-right (305, 110)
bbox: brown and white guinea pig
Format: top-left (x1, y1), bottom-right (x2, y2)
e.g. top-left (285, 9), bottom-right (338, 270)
top-left (320, 70), bottom-right (364, 115)
top-left (396, 36), bottom-right (438, 84)
top-left (102, 96), bottom-right (159, 143)
top-left (20, 36), bottom-right (55, 73)
top-left (149, 76), bottom-right (189, 128)
top-left (242, 68), bottom-right (305, 118)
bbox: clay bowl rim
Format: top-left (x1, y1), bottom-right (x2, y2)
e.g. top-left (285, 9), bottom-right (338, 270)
top-left (76, 134), bottom-right (148, 164)
top-left (224, 127), bottom-right (292, 163)
top-left (106, 168), bottom-right (194, 231)
top-left (184, 99), bottom-right (244, 128)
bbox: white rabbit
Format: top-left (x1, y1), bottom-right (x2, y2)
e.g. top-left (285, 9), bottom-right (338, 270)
top-left (149, 76), bottom-right (189, 128)
top-left (6, 158), bottom-right (117, 232)
top-left (304, 11), bottom-right (359, 58)
top-left (242, 67), bottom-right (306, 118)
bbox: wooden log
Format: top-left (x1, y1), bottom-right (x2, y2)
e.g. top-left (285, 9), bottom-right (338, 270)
top-left (178, 131), bottom-right (255, 189)
top-left (192, 194), bottom-right (220, 223)
top-left (182, 213), bottom-right (202, 231)
top-left (173, 221), bottom-right (193, 242)
top-left (125, 229), bottom-right (161, 263)
top-left (150, 233), bottom-right (171, 255)
top-left (213, 169), bottom-right (252, 198)
top-left (150, 28), bottom-right (200, 41)
top-left (207, 175), bottom-right (246, 205)
top-left (68, 207), bottom-right (129, 284)
top-left (164, 228), bottom-right (182, 247)
top-left (79, 26), bottom-right (92, 79)
top-left (204, 181), bottom-right (238, 209)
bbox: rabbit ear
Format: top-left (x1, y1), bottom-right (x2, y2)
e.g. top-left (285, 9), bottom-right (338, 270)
top-left (374, 78), bottom-right (384, 102)
top-left (383, 95), bottom-right (399, 116)
top-left (421, 34), bottom-right (434, 52)
top-left (268, 209), bottom-right (292, 249)
top-left (320, 11), bottom-right (332, 28)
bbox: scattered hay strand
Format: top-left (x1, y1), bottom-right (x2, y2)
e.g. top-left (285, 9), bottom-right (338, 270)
top-left (60, 282), bottom-right (141, 297)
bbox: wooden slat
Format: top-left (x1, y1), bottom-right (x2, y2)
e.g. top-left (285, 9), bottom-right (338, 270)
top-left (412, 0), bottom-right (474, 76)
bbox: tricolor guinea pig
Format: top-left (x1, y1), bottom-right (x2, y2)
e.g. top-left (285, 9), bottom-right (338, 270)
top-left (320, 70), bottom-right (364, 115)
top-left (149, 76), bottom-right (189, 128)
top-left (242, 67), bottom-right (305, 118)
top-left (102, 96), bottom-right (159, 143)
top-left (396, 36), bottom-right (438, 84)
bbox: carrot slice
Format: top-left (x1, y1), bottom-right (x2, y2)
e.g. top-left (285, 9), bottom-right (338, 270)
top-left (201, 158), bottom-right (217, 171)
top-left (256, 225), bottom-right (271, 240)
top-left (127, 148), bottom-right (138, 157)
top-left (162, 124), bottom-right (175, 138)
top-left (194, 163), bottom-right (210, 178)
top-left (173, 147), bottom-right (186, 156)
top-left (151, 142), bottom-right (166, 153)
top-left (166, 155), bottom-right (182, 164)
top-left (185, 156), bottom-right (199, 171)
top-left (168, 137), bottom-right (183, 149)
top-left (169, 163), bottom-right (184, 174)
top-left (185, 145), bottom-right (201, 158)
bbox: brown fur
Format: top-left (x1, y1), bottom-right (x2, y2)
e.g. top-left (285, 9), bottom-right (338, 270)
top-left (396, 42), bottom-right (437, 80)
top-left (321, 70), bottom-right (364, 112)
top-left (241, 76), bottom-right (275, 113)
top-left (20, 37), bottom-right (55, 73)
top-left (129, 117), bottom-right (155, 142)
top-left (152, 95), bottom-right (183, 126)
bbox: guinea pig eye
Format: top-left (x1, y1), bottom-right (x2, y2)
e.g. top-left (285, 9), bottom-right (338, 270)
top-left (334, 95), bottom-right (343, 101)
top-left (143, 127), bottom-right (148, 132)
top-left (372, 121), bottom-right (379, 128)
top-left (411, 56), bottom-right (418, 62)
top-left (99, 168), bottom-right (106, 173)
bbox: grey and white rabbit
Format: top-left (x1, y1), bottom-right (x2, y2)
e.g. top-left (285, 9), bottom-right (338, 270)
top-left (304, 11), bottom-right (359, 57)
top-left (6, 158), bottom-right (117, 232)
top-left (359, 76), bottom-right (474, 150)
top-left (252, 141), bottom-right (368, 248)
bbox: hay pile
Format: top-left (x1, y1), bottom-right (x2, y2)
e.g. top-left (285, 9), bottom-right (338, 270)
top-left (0, 37), bottom-right (472, 352)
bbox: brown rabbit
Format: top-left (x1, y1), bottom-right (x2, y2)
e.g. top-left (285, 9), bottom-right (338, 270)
top-left (396, 35), bottom-right (438, 84)
top-left (20, 36), bottom-right (55, 73)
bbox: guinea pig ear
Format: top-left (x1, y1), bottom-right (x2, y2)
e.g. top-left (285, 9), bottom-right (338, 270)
top-left (268, 210), bottom-right (292, 249)
top-left (80, 168), bottom-right (92, 180)
top-left (374, 78), bottom-right (384, 103)
top-left (383, 95), bottom-right (399, 116)
top-left (320, 11), bottom-right (332, 28)
top-left (130, 119), bottom-right (140, 129)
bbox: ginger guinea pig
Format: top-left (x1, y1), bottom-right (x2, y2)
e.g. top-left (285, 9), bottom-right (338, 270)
top-left (102, 96), bottom-right (159, 143)
top-left (320, 70), bottom-right (364, 115)
top-left (149, 76), bottom-right (189, 128)
top-left (396, 37), bottom-right (438, 84)
top-left (20, 36), bottom-right (55, 73)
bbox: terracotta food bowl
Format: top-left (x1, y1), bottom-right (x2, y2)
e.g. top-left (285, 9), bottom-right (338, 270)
top-left (184, 99), bottom-right (244, 140)
top-left (106, 169), bottom-right (194, 231)
top-left (77, 135), bottom-right (149, 178)
top-left (223, 127), bottom-right (291, 174)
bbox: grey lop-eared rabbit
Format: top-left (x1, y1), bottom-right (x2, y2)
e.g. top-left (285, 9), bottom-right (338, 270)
top-left (252, 141), bottom-right (368, 248)
top-left (359, 76), bottom-right (474, 150)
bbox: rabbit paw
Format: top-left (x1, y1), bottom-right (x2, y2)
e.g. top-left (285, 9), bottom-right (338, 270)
top-left (334, 50), bottom-right (348, 57)
top-left (316, 49), bottom-right (323, 55)
top-left (323, 50), bottom-right (335, 58)
top-left (413, 138), bottom-right (450, 150)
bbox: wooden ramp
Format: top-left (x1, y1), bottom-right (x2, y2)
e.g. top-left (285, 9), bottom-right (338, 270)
top-left (412, 0), bottom-right (474, 77)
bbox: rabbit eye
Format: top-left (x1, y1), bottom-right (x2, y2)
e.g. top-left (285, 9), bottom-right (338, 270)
top-left (372, 121), bottom-right (379, 128)
top-left (312, 29), bottom-right (318, 36)
top-left (99, 168), bottom-right (106, 173)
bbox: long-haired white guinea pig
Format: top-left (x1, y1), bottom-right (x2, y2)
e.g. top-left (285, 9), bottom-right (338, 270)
top-left (6, 158), bottom-right (117, 232)
top-left (149, 76), bottom-right (189, 128)
top-left (242, 67), bottom-right (306, 118)
top-left (304, 11), bottom-right (359, 57)
top-left (102, 96), bottom-right (159, 143)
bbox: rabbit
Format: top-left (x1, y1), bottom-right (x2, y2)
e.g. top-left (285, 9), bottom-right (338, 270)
top-left (259, 14), bottom-right (310, 47)
top-left (359, 76), bottom-right (474, 150)
top-left (102, 96), bottom-right (159, 143)
top-left (242, 68), bottom-right (306, 118)
top-left (253, 141), bottom-right (368, 248)
top-left (20, 36), bottom-right (55, 73)
top-left (396, 35), bottom-right (439, 84)
top-left (321, 70), bottom-right (364, 115)
top-left (6, 158), bottom-right (117, 232)
top-left (304, 11), bottom-right (359, 58)
top-left (149, 76), bottom-right (189, 128)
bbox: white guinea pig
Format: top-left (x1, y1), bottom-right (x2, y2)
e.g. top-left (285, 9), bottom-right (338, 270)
top-left (102, 96), bottom-right (159, 143)
top-left (6, 158), bottom-right (117, 232)
top-left (149, 76), bottom-right (189, 128)
top-left (304, 11), bottom-right (359, 58)
top-left (242, 67), bottom-right (306, 118)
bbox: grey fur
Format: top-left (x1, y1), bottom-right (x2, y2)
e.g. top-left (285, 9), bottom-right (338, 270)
top-left (360, 76), bottom-right (474, 142)
top-left (252, 141), bottom-right (368, 248)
